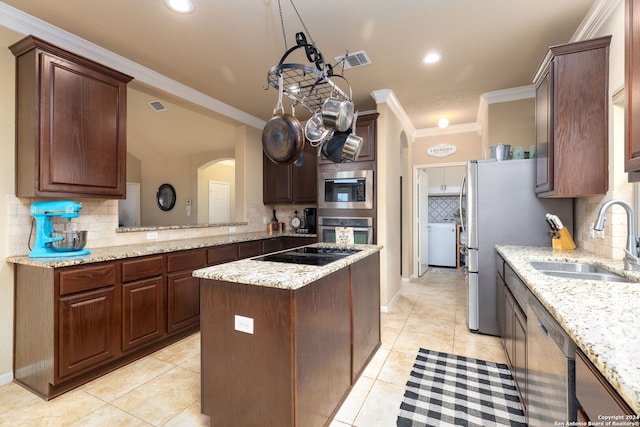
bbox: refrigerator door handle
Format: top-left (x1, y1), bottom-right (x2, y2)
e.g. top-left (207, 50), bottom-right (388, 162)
top-left (459, 173), bottom-right (467, 234)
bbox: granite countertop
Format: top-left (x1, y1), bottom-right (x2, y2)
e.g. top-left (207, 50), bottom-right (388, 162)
top-left (193, 244), bottom-right (382, 291)
top-left (496, 245), bottom-right (640, 415)
top-left (6, 231), bottom-right (315, 268)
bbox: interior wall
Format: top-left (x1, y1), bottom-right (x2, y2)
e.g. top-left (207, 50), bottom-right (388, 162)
top-left (488, 98), bottom-right (535, 152)
top-left (0, 25), bottom-right (18, 384)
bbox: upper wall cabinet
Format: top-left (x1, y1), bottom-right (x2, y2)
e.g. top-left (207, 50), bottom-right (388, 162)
top-left (263, 139), bottom-right (318, 204)
top-left (426, 165), bottom-right (465, 195)
top-left (533, 36), bottom-right (611, 197)
top-left (626, 0), bottom-right (640, 180)
top-left (10, 36), bottom-right (133, 199)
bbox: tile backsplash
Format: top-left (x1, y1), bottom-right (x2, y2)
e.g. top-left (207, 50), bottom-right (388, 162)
top-left (428, 196), bottom-right (463, 222)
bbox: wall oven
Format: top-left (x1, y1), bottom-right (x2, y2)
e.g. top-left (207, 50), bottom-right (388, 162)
top-left (317, 216), bottom-right (374, 244)
top-left (318, 170), bottom-right (373, 209)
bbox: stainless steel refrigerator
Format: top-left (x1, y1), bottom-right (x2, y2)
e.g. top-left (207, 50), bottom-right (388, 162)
top-left (460, 159), bottom-right (573, 335)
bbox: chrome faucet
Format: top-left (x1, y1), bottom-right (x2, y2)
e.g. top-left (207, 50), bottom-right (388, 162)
top-left (593, 199), bottom-right (640, 271)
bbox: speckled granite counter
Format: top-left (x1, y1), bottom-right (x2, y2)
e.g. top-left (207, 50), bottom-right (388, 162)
top-left (6, 231), bottom-right (315, 268)
top-left (193, 244), bottom-right (382, 290)
top-left (496, 245), bottom-right (640, 415)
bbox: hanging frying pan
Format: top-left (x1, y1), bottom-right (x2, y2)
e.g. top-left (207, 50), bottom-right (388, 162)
top-left (262, 74), bottom-right (304, 164)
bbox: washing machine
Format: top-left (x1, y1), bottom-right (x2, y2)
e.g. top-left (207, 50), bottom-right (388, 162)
top-left (428, 222), bottom-right (457, 267)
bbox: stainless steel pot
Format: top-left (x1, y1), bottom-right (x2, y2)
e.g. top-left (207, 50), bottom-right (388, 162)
top-left (304, 110), bottom-right (333, 144)
top-left (262, 75), bottom-right (304, 164)
top-left (321, 97), bottom-right (354, 132)
top-left (51, 230), bottom-right (87, 251)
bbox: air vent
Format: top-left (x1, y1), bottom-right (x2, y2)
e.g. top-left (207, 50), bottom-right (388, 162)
top-left (334, 50), bottom-right (371, 69)
top-left (149, 100), bottom-right (167, 111)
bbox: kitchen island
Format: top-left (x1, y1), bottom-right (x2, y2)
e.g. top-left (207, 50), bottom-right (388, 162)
top-left (193, 244), bottom-right (382, 427)
top-left (496, 245), bottom-right (640, 416)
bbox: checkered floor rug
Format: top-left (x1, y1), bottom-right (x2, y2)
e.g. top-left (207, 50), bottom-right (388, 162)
top-left (397, 348), bottom-right (527, 427)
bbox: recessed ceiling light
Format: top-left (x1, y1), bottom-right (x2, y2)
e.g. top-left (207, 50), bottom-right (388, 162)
top-left (423, 52), bottom-right (442, 64)
top-left (164, 0), bottom-right (194, 14)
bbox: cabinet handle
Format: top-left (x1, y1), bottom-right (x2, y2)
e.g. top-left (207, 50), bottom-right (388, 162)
top-left (538, 322), bottom-right (548, 337)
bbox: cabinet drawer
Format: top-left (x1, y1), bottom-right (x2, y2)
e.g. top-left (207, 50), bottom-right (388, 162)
top-left (121, 256), bottom-right (164, 283)
top-left (576, 350), bottom-right (634, 419)
top-left (166, 249), bottom-right (206, 273)
top-left (237, 241), bottom-right (263, 259)
top-left (207, 245), bottom-right (238, 266)
top-left (59, 264), bottom-right (116, 296)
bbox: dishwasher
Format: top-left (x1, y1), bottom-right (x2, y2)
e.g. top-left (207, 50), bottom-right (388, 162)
top-left (527, 294), bottom-right (576, 425)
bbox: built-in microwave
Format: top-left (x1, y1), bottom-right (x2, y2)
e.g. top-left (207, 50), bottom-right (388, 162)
top-left (318, 170), bottom-right (373, 209)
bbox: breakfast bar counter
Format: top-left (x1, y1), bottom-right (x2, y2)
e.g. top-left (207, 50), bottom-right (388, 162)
top-left (195, 244), bottom-right (382, 427)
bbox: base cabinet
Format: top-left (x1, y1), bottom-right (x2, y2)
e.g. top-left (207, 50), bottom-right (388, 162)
top-left (200, 253), bottom-right (381, 427)
top-left (13, 235), bottom-right (315, 399)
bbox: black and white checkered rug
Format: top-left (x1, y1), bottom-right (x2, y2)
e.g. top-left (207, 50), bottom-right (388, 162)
top-left (397, 348), bottom-right (527, 427)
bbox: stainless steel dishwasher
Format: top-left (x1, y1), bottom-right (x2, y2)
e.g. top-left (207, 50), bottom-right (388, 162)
top-left (527, 294), bottom-right (576, 425)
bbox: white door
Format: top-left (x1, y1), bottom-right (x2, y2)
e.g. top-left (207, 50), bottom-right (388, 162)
top-left (208, 180), bottom-right (230, 223)
top-left (417, 169), bottom-right (430, 276)
top-left (118, 182), bottom-right (140, 227)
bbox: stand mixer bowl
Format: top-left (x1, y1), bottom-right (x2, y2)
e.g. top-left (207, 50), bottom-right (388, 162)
top-left (51, 230), bottom-right (88, 252)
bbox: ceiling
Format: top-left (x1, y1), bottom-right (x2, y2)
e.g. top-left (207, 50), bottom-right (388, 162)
top-left (1, 0), bottom-right (605, 143)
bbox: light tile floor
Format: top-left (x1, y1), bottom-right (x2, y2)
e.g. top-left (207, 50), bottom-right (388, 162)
top-left (0, 269), bottom-right (506, 426)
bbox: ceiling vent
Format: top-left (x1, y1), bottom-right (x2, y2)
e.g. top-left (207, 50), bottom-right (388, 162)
top-left (334, 50), bottom-right (371, 69)
top-left (149, 100), bottom-right (167, 111)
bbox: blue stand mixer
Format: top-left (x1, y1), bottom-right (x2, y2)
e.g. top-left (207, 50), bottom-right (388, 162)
top-left (30, 200), bottom-right (91, 258)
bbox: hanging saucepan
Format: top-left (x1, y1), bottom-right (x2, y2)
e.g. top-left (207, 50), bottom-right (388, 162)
top-left (304, 110), bottom-right (334, 145)
top-left (321, 81), bottom-right (354, 132)
top-left (262, 74), bottom-right (304, 164)
top-left (321, 112), bottom-right (363, 163)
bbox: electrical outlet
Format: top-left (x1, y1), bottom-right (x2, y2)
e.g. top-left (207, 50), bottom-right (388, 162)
top-left (146, 231), bottom-right (158, 240)
top-left (589, 223), bottom-right (595, 239)
top-left (234, 315), bottom-right (254, 334)
top-left (229, 226), bottom-right (237, 233)
top-left (263, 217), bottom-right (269, 224)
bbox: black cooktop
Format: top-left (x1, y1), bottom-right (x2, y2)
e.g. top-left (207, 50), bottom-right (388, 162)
top-left (255, 246), bottom-right (361, 266)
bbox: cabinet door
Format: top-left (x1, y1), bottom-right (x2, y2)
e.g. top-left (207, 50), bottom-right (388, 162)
top-left (426, 167), bottom-right (444, 194)
top-left (318, 113), bottom-right (378, 164)
top-left (122, 277), bottom-right (165, 351)
top-left (167, 272), bottom-right (200, 334)
top-left (513, 303), bottom-right (527, 412)
top-left (11, 36), bottom-right (131, 198)
top-left (291, 142), bottom-right (318, 203)
top-left (535, 71), bottom-right (553, 194)
top-left (263, 154), bottom-right (293, 204)
top-left (443, 165), bottom-right (465, 194)
top-left (625, 0), bottom-right (640, 179)
top-left (237, 241), bottom-right (263, 258)
top-left (58, 286), bottom-right (119, 379)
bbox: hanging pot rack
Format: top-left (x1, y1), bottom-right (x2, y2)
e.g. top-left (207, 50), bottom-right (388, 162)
top-left (266, 32), bottom-right (351, 114)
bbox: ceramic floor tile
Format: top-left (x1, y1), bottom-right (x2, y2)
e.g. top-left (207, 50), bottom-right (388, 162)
top-left (163, 401), bottom-right (210, 427)
top-left (352, 380), bottom-right (406, 427)
top-left (0, 272), bottom-right (511, 427)
top-left (82, 356), bottom-right (175, 402)
top-left (111, 366), bottom-right (200, 426)
top-left (333, 375), bottom-right (375, 425)
top-left (376, 350), bottom-right (419, 387)
top-left (66, 404), bottom-right (152, 427)
top-left (0, 388), bottom-right (105, 427)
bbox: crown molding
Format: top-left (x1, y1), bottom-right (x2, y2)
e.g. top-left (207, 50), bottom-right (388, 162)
top-left (571, 0), bottom-right (622, 41)
top-left (482, 85), bottom-right (535, 104)
top-left (0, 2), bottom-right (266, 129)
top-left (370, 89), bottom-right (416, 137)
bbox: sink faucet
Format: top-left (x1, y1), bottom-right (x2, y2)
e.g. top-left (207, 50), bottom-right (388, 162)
top-left (593, 199), bottom-right (640, 271)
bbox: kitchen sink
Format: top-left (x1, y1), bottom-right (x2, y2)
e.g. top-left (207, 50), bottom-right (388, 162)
top-left (528, 261), bottom-right (636, 283)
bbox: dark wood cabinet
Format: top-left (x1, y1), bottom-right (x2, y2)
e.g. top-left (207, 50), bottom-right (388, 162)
top-left (200, 252), bottom-right (380, 427)
top-left (318, 113), bottom-right (378, 165)
top-left (121, 256), bottom-right (165, 352)
top-left (625, 0), bottom-right (640, 179)
top-left (10, 36), bottom-right (132, 199)
top-left (13, 235), bottom-right (317, 399)
top-left (575, 349), bottom-right (635, 420)
top-left (263, 140), bottom-right (318, 204)
top-left (499, 261), bottom-right (528, 411)
top-left (166, 249), bottom-right (206, 334)
top-left (58, 285), bottom-right (119, 380)
top-left (533, 36), bottom-right (611, 197)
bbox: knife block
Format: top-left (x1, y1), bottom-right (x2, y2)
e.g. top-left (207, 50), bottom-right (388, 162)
top-left (552, 227), bottom-right (576, 250)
